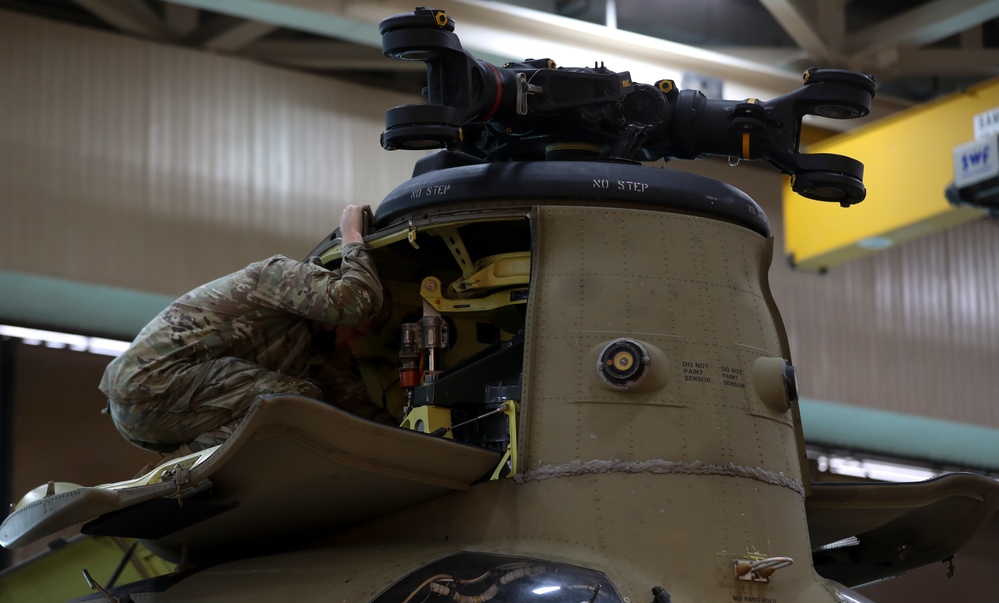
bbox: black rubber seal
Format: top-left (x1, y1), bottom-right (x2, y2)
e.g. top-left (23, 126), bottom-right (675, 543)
top-left (375, 154), bottom-right (770, 236)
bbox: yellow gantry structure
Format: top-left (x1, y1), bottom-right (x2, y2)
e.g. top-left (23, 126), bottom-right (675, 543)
top-left (784, 77), bottom-right (999, 271)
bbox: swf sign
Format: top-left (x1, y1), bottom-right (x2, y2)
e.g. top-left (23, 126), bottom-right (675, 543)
top-left (974, 107), bottom-right (999, 139)
top-left (953, 137), bottom-right (999, 188)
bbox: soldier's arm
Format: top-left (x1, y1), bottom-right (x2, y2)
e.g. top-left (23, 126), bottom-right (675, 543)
top-left (253, 204), bottom-right (382, 324)
top-left (340, 204), bottom-right (368, 245)
top-left (253, 251), bottom-right (383, 326)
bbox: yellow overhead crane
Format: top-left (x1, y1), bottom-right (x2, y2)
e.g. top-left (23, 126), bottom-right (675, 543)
top-left (784, 76), bottom-right (999, 271)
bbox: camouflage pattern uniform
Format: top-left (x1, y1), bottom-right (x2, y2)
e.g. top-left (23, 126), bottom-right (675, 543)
top-left (100, 243), bottom-right (382, 453)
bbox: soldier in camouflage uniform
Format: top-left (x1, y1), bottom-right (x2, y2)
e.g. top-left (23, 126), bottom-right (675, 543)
top-left (100, 204), bottom-right (385, 454)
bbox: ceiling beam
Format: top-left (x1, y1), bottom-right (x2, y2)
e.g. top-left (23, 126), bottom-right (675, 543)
top-left (164, 0), bottom-right (798, 94)
top-left (961, 25), bottom-right (984, 49)
top-left (847, 0), bottom-right (999, 56)
top-left (893, 49), bottom-right (999, 77)
top-left (164, 3), bottom-right (199, 38)
top-left (702, 46), bottom-right (811, 70)
top-left (162, 0), bottom-right (913, 124)
top-left (164, 0), bottom-right (382, 48)
top-left (757, 0), bottom-right (835, 63)
top-left (201, 19), bottom-right (278, 51)
top-left (243, 40), bottom-right (423, 70)
top-left (71, 0), bottom-right (174, 40)
top-left (815, 0), bottom-right (847, 53)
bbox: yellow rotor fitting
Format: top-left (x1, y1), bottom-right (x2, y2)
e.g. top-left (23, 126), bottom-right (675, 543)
top-left (612, 350), bottom-right (635, 371)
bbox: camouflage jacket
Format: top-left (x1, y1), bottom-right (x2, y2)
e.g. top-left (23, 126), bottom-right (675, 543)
top-left (100, 243), bottom-right (381, 408)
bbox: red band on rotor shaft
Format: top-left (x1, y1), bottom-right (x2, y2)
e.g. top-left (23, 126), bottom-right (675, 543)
top-left (483, 63), bottom-right (503, 121)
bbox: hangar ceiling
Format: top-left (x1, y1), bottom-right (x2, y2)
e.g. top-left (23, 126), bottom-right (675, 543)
top-left (3, 0), bottom-right (999, 126)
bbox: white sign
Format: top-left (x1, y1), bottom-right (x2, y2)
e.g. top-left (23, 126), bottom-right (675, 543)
top-left (953, 137), bottom-right (999, 188)
top-left (974, 107), bottom-right (999, 139)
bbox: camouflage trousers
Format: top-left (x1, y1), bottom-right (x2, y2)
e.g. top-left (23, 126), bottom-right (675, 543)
top-left (109, 357), bottom-right (322, 453)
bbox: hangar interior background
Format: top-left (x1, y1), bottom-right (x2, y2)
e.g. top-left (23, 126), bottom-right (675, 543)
top-left (1, 1), bottom-right (998, 601)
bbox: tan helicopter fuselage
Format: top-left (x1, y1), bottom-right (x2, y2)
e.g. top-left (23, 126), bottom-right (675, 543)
top-left (156, 164), bottom-right (845, 602)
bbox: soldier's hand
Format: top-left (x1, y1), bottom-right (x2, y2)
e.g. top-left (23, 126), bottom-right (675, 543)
top-left (340, 204), bottom-right (371, 245)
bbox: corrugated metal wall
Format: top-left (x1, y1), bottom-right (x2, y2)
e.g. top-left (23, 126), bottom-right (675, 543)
top-left (775, 215), bottom-right (999, 427)
top-left (0, 10), bottom-right (419, 296)
top-left (1, 9), bottom-right (997, 429)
